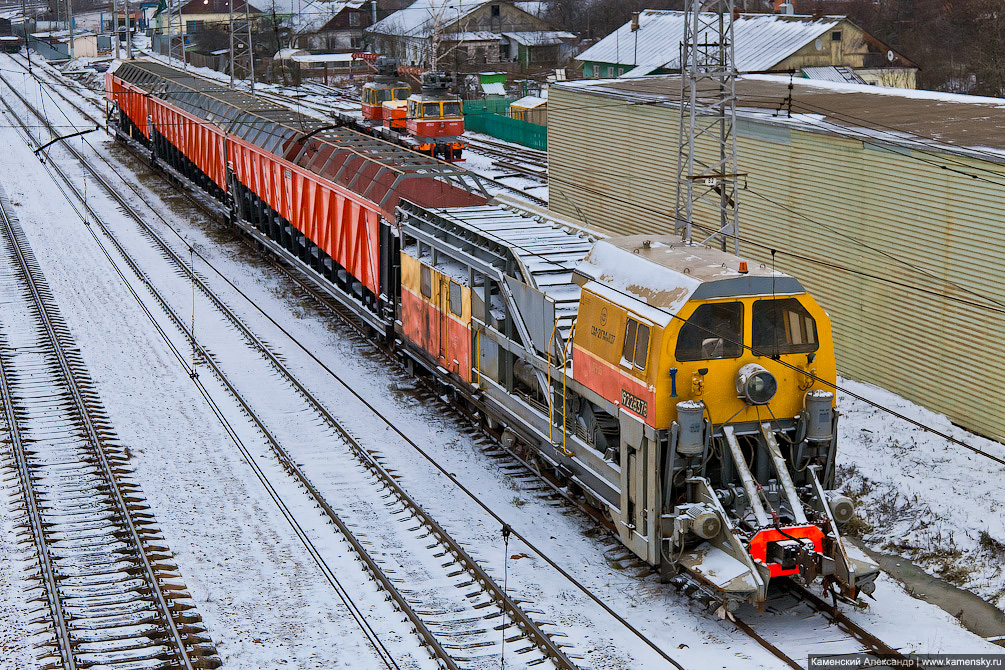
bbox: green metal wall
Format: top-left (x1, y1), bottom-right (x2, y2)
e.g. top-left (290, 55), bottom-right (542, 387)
top-left (548, 84), bottom-right (1005, 443)
top-left (463, 100), bottom-right (547, 150)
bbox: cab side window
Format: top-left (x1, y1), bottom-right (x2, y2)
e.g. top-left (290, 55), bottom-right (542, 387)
top-left (621, 318), bottom-right (650, 370)
top-left (752, 298), bottom-right (818, 356)
top-left (448, 280), bottom-right (462, 316)
top-left (675, 302), bottom-right (743, 361)
top-left (420, 265), bottom-right (431, 299)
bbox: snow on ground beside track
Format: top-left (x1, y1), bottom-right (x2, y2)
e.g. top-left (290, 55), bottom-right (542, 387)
top-left (836, 378), bottom-right (1005, 609)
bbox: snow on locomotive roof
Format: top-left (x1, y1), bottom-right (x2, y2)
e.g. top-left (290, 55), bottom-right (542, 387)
top-left (575, 236), bottom-right (804, 319)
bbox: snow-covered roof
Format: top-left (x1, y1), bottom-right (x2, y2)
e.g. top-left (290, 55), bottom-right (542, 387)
top-left (368, 0), bottom-right (484, 38)
top-left (275, 47), bottom-right (309, 60)
top-left (620, 63), bottom-right (661, 78)
top-left (31, 29), bottom-right (96, 40)
top-left (480, 81), bottom-right (505, 96)
top-left (291, 52), bottom-right (357, 64)
top-left (514, 1), bottom-right (545, 17)
top-left (443, 30), bottom-right (499, 42)
top-left (576, 10), bottom-right (845, 72)
top-left (801, 65), bottom-right (865, 84)
top-left (511, 95), bottom-right (546, 108)
top-left (554, 73), bottom-right (1005, 157)
top-left (502, 30), bottom-right (575, 46)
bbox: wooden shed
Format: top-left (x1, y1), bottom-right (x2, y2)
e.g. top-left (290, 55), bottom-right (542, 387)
top-left (509, 95), bottom-right (547, 125)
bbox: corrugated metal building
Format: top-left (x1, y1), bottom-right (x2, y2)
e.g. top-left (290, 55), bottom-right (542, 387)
top-left (548, 75), bottom-right (1005, 442)
top-left (576, 10), bottom-right (917, 88)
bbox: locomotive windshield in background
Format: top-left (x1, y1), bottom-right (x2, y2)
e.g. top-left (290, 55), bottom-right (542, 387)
top-left (108, 61), bottom-right (880, 612)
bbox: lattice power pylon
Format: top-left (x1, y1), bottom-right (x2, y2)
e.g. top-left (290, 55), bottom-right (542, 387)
top-left (229, 0), bottom-right (255, 92)
top-left (674, 0), bottom-right (740, 254)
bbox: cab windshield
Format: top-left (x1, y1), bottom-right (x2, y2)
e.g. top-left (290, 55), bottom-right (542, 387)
top-left (675, 302), bottom-right (743, 361)
top-left (442, 101), bottom-right (461, 116)
top-left (752, 298), bottom-right (818, 356)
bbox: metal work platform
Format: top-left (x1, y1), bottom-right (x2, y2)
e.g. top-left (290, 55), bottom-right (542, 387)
top-left (399, 200), bottom-right (597, 348)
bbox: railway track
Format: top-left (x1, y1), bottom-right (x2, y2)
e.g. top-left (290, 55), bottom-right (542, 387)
top-left (463, 135), bottom-right (549, 182)
top-left (0, 61), bottom-right (587, 670)
top-left (728, 580), bottom-right (908, 669)
top-left (0, 187), bottom-right (218, 669)
top-left (18, 55), bottom-right (920, 670)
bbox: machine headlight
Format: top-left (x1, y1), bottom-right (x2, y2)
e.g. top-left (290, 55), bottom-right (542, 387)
top-left (736, 364), bottom-right (777, 405)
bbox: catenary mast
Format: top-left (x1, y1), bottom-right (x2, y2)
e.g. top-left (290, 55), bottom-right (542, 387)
top-left (674, 0), bottom-right (740, 254)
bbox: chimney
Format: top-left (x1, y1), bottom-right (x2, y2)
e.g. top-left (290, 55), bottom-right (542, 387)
top-left (774, 0), bottom-right (796, 13)
top-left (631, 11), bottom-right (640, 32)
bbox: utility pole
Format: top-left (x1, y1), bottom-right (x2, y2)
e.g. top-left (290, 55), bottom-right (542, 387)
top-left (68, 0), bottom-right (74, 59)
top-left (674, 0), bottom-right (741, 255)
top-left (124, 0), bottom-right (131, 58)
top-left (20, 0), bottom-right (32, 71)
top-left (229, 0), bottom-right (255, 92)
top-left (168, 0), bottom-right (186, 67)
top-left (113, 0), bottom-right (120, 59)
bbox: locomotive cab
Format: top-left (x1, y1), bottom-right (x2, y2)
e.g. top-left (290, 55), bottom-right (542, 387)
top-left (571, 236), bottom-right (879, 609)
top-left (405, 72), bottom-right (466, 161)
top-left (361, 56), bottom-right (410, 123)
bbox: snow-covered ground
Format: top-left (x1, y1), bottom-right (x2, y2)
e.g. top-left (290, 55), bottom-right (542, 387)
top-left (836, 379), bottom-right (1005, 609)
top-left (0, 53), bottom-right (1002, 670)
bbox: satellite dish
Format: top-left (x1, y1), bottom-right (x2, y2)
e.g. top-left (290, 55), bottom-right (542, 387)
top-left (815, 38), bottom-right (823, 51)
top-left (887, 49), bottom-right (895, 62)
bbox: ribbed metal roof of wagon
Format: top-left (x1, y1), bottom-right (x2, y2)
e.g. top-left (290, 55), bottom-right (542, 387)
top-left (399, 200), bottom-right (600, 344)
top-left (112, 60), bottom-right (489, 216)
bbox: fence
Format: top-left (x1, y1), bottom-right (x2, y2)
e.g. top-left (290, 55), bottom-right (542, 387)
top-left (463, 99), bottom-right (547, 151)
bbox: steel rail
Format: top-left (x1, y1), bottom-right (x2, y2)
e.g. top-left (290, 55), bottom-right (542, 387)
top-left (7, 64), bottom-right (580, 670)
top-left (0, 79), bottom-right (199, 670)
top-left (0, 67), bottom-right (403, 670)
top-left (780, 581), bottom-right (907, 659)
top-left (0, 196), bottom-right (77, 670)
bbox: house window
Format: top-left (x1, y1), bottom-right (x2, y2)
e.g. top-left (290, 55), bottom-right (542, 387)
top-left (491, 4), bottom-right (500, 16)
top-left (831, 31), bottom-right (841, 41)
top-left (351, 36), bottom-right (363, 49)
top-left (186, 20), bottom-right (204, 33)
top-left (349, 12), bottom-right (360, 27)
